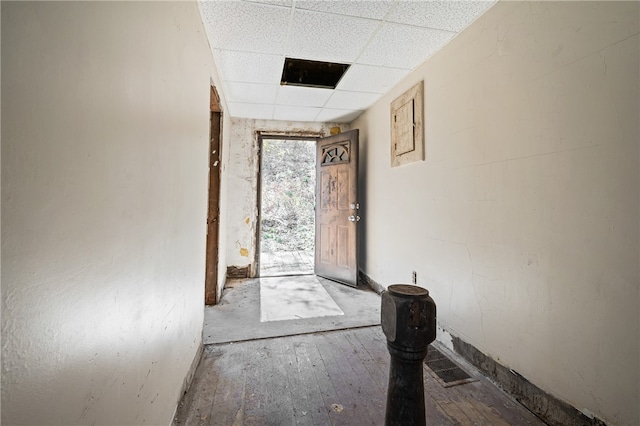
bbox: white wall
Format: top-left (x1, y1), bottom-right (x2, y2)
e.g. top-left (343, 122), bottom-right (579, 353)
top-left (1, 2), bottom-right (228, 424)
top-left (352, 2), bottom-right (639, 425)
top-left (225, 118), bottom-right (348, 272)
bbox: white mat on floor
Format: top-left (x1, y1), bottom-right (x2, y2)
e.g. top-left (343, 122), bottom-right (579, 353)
top-left (260, 275), bottom-right (344, 322)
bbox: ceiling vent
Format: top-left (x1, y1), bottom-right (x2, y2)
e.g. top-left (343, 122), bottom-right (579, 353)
top-left (281, 58), bottom-right (350, 89)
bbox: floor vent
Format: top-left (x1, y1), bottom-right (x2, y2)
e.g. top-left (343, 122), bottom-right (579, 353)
top-left (425, 346), bottom-right (477, 388)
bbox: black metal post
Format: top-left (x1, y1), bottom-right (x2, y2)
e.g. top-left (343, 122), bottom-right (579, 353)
top-left (381, 284), bottom-right (436, 426)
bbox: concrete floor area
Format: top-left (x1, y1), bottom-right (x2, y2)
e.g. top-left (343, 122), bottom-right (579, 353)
top-left (203, 275), bottom-right (380, 345)
top-left (259, 275), bottom-right (344, 322)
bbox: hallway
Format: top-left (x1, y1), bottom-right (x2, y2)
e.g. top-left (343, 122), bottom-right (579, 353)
top-left (3, 2), bottom-right (638, 425)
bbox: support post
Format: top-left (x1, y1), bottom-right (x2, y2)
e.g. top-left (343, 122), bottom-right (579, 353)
top-left (381, 284), bottom-right (436, 426)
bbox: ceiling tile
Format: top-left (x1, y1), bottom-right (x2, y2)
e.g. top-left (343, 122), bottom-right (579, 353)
top-left (224, 82), bottom-right (278, 104)
top-left (276, 85), bottom-right (333, 107)
top-left (336, 64), bottom-right (408, 94)
top-left (273, 105), bottom-right (321, 121)
top-left (316, 108), bottom-right (363, 123)
top-left (324, 90), bottom-right (380, 110)
top-left (387, 1), bottom-right (495, 32)
top-left (295, 0), bottom-right (394, 20)
top-left (228, 102), bottom-right (274, 120)
top-left (357, 22), bottom-right (455, 69)
top-left (200, 2), bottom-right (290, 54)
top-left (288, 9), bottom-right (380, 63)
top-left (214, 50), bottom-right (284, 84)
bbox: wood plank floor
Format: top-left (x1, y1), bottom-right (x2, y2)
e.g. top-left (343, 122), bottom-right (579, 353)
top-left (260, 251), bottom-right (314, 277)
top-left (174, 327), bottom-right (546, 426)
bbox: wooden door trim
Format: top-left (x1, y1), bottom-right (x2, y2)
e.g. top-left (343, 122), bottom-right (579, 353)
top-left (205, 86), bottom-right (222, 305)
top-left (210, 86), bottom-right (221, 113)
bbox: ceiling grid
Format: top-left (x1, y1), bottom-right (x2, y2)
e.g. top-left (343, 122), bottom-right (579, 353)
top-left (200, 0), bottom-right (496, 122)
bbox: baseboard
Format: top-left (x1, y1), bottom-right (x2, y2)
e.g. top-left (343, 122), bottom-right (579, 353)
top-left (171, 341), bottom-right (204, 425)
top-left (451, 336), bottom-right (607, 426)
top-left (358, 270), bottom-right (385, 294)
top-left (358, 270), bottom-right (385, 293)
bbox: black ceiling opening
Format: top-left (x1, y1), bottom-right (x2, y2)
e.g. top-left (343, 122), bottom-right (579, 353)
top-left (280, 58), bottom-right (350, 89)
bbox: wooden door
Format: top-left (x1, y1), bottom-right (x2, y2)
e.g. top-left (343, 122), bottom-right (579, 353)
top-left (205, 87), bottom-right (222, 305)
top-left (314, 130), bottom-right (359, 287)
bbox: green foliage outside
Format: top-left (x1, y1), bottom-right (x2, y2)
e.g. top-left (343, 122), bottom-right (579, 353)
top-left (261, 139), bottom-right (316, 252)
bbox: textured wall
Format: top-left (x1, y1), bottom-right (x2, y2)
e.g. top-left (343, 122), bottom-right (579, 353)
top-left (1, 2), bottom-right (227, 424)
top-left (352, 2), bottom-right (639, 425)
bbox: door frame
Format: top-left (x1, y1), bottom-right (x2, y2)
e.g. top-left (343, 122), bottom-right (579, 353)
top-left (205, 85), bottom-right (222, 305)
top-left (254, 132), bottom-right (323, 277)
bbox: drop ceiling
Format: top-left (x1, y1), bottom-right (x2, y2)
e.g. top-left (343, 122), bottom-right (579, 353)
top-left (199, 0), bottom-right (496, 123)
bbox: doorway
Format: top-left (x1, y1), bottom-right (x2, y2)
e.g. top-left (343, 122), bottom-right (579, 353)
top-left (258, 137), bottom-right (317, 277)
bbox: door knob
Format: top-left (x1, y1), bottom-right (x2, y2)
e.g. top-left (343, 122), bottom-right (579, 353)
top-left (348, 215), bottom-right (361, 222)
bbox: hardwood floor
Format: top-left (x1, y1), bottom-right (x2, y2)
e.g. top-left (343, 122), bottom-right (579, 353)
top-left (260, 251), bottom-right (314, 277)
top-left (174, 327), bottom-right (546, 426)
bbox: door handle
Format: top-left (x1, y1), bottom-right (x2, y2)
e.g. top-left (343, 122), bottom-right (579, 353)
top-left (348, 215), bottom-right (361, 222)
